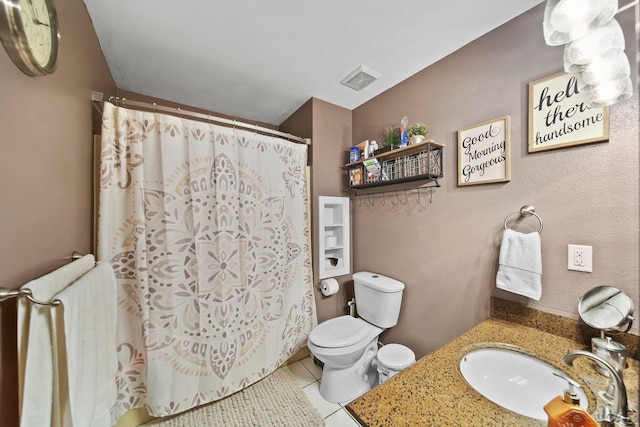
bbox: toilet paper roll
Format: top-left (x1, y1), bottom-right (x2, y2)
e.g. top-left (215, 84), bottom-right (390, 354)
top-left (321, 278), bottom-right (339, 296)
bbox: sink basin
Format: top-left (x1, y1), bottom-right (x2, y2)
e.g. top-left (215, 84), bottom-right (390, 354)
top-left (459, 347), bottom-right (588, 420)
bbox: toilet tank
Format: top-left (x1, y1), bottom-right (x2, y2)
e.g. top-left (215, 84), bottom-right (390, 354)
top-left (353, 272), bottom-right (405, 328)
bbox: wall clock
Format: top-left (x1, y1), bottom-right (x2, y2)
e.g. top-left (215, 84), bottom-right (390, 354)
top-left (0, 0), bottom-right (59, 76)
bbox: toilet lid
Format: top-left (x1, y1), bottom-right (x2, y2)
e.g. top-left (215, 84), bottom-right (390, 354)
top-left (377, 343), bottom-right (416, 370)
top-left (309, 316), bottom-right (370, 348)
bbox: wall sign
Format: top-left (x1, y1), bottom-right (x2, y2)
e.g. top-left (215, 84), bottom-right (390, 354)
top-left (457, 115), bottom-right (511, 186)
top-left (528, 71), bottom-right (609, 153)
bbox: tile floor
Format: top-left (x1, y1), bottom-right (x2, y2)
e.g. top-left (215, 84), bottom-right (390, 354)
top-left (282, 356), bottom-right (363, 427)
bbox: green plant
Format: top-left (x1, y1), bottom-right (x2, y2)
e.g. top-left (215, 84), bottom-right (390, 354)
top-left (408, 123), bottom-right (428, 137)
top-left (384, 127), bottom-right (401, 147)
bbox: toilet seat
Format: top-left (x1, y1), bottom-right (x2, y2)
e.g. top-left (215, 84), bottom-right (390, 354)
top-left (309, 315), bottom-right (371, 348)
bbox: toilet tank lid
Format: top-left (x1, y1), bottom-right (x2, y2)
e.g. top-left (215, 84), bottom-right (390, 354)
top-left (353, 272), bottom-right (405, 292)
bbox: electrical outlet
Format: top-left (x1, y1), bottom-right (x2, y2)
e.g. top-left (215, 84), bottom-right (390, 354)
top-left (574, 249), bottom-right (585, 266)
top-left (568, 244), bottom-right (592, 272)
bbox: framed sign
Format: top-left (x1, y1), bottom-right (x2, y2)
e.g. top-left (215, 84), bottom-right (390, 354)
top-left (528, 71), bottom-right (609, 153)
top-left (457, 115), bottom-right (511, 186)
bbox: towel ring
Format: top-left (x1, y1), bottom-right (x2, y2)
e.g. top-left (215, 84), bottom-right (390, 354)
top-left (503, 205), bottom-right (543, 234)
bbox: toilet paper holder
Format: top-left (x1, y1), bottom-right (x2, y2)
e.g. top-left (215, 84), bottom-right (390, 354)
top-left (320, 278), bottom-right (340, 296)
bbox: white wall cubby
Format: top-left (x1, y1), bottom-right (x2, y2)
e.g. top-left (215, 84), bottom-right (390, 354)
top-left (318, 196), bottom-right (350, 279)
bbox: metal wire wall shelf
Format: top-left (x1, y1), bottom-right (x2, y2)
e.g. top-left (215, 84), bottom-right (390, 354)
top-left (346, 140), bottom-right (443, 192)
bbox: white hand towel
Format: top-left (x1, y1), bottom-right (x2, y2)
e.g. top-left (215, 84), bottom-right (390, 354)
top-left (496, 229), bottom-right (542, 300)
top-left (53, 262), bottom-right (118, 427)
top-left (17, 254), bottom-right (96, 427)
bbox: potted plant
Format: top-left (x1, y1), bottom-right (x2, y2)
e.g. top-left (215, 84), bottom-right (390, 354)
top-left (378, 127), bottom-right (401, 154)
top-left (408, 123), bottom-right (428, 144)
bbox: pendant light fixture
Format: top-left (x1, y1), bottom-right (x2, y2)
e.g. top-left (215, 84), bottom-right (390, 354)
top-left (584, 76), bottom-right (633, 107)
top-left (563, 18), bottom-right (625, 72)
top-left (543, 0), bottom-right (633, 108)
top-left (543, 0), bottom-right (618, 45)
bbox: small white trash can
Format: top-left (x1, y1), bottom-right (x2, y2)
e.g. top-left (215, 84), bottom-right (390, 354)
top-left (377, 343), bottom-right (415, 384)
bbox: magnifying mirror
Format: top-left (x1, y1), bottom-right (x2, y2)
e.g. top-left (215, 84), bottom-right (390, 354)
top-left (578, 286), bottom-right (634, 333)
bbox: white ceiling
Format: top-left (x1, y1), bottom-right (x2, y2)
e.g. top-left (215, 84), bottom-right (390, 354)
top-left (83, 0), bottom-right (544, 125)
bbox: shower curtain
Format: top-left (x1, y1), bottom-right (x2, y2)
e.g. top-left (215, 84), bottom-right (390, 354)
top-left (97, 102), bottom-right (316, 419)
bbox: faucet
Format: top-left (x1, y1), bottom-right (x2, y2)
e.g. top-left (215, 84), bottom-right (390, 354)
top-left (563, 350), bottom-right (634, 427)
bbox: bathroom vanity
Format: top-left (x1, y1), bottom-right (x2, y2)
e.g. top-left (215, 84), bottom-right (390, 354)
top-left (346, 313), bottom-right (639, 426)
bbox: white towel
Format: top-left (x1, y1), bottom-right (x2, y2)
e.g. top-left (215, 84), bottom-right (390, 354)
top-left (18, 254), bottom-right (96, 427)
top-left (496, 229), bottom-right (542, 300)
top-left (53, 262), bottom-right (118, 427)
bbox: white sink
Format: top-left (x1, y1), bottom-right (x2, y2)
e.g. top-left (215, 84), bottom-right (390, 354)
top-left (459, 347), bottom-right (589, 420)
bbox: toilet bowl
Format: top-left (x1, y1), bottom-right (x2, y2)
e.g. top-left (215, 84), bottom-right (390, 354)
top-left (307, 272), bottom-right (406, 403)
top-left (307, 315), bottom-right (383, 402)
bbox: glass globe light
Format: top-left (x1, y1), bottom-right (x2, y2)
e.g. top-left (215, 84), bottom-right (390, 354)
top-left (543, 0), bottom-right (618, 46)
top-left (577, 51), bottom-right (631, 91)
top-left (584, 75), bottom-right (633, 107)
top-left (564, 18), bottom-right (624, 72)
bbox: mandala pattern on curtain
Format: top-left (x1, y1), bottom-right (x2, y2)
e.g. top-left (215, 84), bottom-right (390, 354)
top-left (97, 102), bottom-right (316, 419)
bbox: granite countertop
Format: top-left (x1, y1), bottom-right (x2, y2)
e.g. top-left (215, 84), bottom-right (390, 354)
top-left (346, 318), bottom-right (639, 427)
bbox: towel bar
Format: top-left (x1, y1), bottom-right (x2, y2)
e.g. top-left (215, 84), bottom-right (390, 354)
top-left (503, 205), bottom-right (543, 234)
top-left (0, 288), bottom-right (63, 306)
top-left (0, 251), bottom-right (85, 306)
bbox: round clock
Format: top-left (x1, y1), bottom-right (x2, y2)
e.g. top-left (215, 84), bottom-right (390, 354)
top-left (0, 0), bottom-right (59, 76)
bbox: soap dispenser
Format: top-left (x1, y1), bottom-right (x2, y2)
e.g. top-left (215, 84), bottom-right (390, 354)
top-left (544, 376), bottom-right (598, 427)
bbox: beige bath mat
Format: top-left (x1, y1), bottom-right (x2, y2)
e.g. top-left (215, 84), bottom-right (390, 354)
top-left (143, 367), bottom-right (324, 427)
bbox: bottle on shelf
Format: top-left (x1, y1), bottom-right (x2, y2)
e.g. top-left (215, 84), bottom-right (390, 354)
top-left (400, 116), bottom-right (409, 147)
top-left (369, 140), bottom-right (378, 157)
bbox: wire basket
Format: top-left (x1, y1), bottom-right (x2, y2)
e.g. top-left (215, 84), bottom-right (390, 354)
top-left (382, 158), bottom-right (402, 180)
top-left (404, 149), bottom-right (441, 178)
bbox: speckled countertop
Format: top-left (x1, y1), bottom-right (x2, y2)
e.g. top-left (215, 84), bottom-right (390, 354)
top-left (346, 318), bottom-right (639, 427)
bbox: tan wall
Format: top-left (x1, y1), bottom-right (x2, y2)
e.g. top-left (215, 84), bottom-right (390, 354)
top-left (0, 1), bottom-right (636, 424)
top-left (278, 98), bottom-right (313, 141)
top-left (0, 0), bottom-right (116, 423)
top-left (351, 4), bottom-right (639, 358)
top-left (282, 98), bottom-right (355, 324)
top-left (310, 99), bottom-right (354, 322)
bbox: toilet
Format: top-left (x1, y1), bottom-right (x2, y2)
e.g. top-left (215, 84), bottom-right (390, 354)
top-left (307, 271), bottom-right (405, 403)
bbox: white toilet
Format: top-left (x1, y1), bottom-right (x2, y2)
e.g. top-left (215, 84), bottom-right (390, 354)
top-left (307, 271), bottom-right (405, 403)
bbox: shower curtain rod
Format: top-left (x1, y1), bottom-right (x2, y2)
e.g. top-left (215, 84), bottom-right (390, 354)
top-left (91, 91), bottom-right (310, 145)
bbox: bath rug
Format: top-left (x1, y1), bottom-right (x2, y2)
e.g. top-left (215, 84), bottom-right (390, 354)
top-left (142, 367), bottom-right (324, 427)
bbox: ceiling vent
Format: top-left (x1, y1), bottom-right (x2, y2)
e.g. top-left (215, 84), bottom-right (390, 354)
top-left (340, 65), bottom-right (380, 91)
